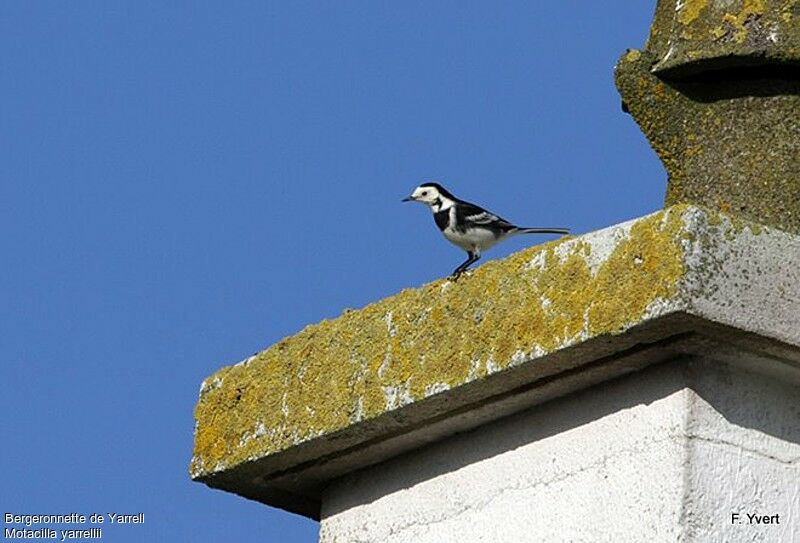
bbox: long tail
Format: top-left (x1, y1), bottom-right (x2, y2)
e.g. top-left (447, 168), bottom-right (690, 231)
top-left (515, 227), bottom-right (570, 235)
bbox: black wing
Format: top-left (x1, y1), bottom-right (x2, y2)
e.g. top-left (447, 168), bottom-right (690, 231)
top-left (454, 201), bottom-right (516, 233)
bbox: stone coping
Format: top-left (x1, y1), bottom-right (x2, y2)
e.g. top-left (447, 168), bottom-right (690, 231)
top-left (190, 205), bottom-right (800, 518)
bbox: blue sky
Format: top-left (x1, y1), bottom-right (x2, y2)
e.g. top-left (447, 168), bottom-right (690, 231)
top-left (2, 2), bottom-right (663, 541)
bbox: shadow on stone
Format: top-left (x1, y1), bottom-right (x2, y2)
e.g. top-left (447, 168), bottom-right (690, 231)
top-left (665, 66), bottom-right (800, 103)
top-left (321, 357), bottom-right (800, 519)
top-left (321, 360), bottom-right (687, 517)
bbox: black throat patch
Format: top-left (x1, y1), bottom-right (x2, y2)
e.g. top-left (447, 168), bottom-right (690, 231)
top-left (433, 208), bottom-right (449, 231)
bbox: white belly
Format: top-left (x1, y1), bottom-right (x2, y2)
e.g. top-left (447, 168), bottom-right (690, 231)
top-left (443, 226), bottom-right (500, 254)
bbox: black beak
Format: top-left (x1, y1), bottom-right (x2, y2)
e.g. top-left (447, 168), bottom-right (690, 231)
top-left (401, 196), bottom-right (414, 202)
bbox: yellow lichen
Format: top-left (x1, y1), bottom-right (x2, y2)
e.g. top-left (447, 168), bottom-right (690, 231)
top-left (782, 0), bottom-right (796, 23)
top-left (191, 206), bottom-right (704, 477)
top-left (625, 49), bottom-right (642, 62)
top-left (679, 0), bottom-right (708, 25)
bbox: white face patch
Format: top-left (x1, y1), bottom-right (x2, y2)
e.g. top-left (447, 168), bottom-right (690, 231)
top-left (411, 185), bottom-right (440, 204)
top-left (411, 185), bottom-right (454, 212)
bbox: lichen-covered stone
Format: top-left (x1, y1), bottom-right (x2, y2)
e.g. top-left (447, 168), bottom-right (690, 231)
top-left (189, 205), bottom-right (778, 481)
top-left (618, 0), bottom-right (800, 234)
top-left (615, 50), bottom-right (800, 234)
top-left (646, 0), bottom-right (800, 76)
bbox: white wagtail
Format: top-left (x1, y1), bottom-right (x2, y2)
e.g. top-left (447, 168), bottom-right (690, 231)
top-left (403, 182), bottom-right (569, 278)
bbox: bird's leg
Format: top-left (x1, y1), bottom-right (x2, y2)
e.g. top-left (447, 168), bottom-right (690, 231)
top-left (450, 252), bottom-right (480, 280)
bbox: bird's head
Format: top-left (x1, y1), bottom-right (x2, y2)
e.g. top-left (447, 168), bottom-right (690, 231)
top-left (402, 182), bottom-right (454, 211)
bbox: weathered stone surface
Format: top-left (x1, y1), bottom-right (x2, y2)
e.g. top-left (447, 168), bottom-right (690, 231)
top-left (617, 0), bottom-right (800, 234)
top-left (190, 205), bottom-right (800, 518)
top-left (646, 0), bottom-right (800, 76)
top-left (320, 359), bottom-right (800, 542)
top-left (615, 50), bottom-right (800, 234)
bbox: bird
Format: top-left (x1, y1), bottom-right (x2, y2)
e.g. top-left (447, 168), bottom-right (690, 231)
top-left (402, 182), bottom-right (569, 278)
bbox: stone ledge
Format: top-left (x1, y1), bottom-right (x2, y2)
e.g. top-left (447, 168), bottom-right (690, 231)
top-left (189, 205), bottom-right (800, 519)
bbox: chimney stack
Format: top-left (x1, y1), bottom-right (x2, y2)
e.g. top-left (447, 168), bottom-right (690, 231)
top-left (616, 0), bottom-right (800, 233)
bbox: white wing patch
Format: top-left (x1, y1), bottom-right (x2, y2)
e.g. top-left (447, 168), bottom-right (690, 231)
top-left (466, 211), bottom-right (501, 225)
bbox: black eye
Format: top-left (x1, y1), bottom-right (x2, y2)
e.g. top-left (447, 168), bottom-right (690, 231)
top-left (421, 191), bottom-right (428, 196)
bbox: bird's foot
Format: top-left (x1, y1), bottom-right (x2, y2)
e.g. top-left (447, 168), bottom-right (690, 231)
top-left (448, 268), bottom-right (471, 281)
